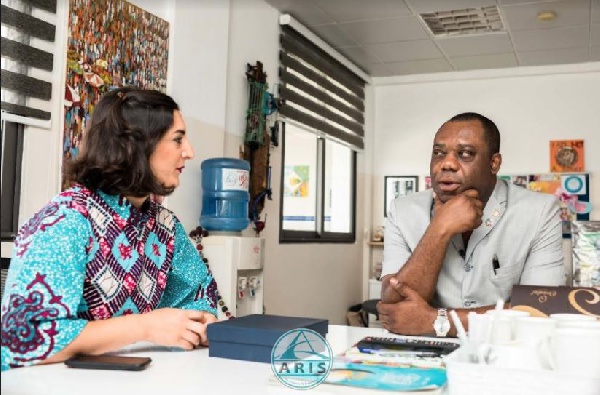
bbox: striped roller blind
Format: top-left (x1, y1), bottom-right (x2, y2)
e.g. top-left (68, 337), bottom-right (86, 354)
top-left (278, 15), bottom-right (367, 151)
top-left (1, 0), bottom-right (57, 123)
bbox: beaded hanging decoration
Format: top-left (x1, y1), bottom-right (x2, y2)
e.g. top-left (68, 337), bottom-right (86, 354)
top-left (188, 226), bottom-right (235, 320)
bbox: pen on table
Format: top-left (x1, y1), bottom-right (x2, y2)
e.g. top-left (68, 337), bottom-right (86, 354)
top-left (359, 349), bottom-right (439, 358)
top-left (492, 255), bottom-right (500, 275)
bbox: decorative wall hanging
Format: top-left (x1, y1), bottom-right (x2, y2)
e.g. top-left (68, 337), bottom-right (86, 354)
top-left (424, 176), bottom-right (432, 190)
top-left (571, 221), bottom-right (600, 288)
top-left (62, 0), bottom-right (169, 188)
top-left (550, 140), bottom-right (585, 173)
top-left (500, 173), bottom-right (591, 238)
top-left (384, 176), bottom-right (418, 217)
top-left (242, 61), bottom-right (278, 235)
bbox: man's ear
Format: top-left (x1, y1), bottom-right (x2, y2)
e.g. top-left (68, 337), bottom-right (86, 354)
top-left (491, 153), bottom-right (502, 175)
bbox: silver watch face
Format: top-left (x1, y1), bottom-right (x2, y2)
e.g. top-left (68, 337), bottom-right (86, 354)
top-left (434, 317), bottom-right (450, 334)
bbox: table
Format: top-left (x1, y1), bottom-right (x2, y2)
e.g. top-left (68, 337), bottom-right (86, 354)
top-left (1, 325), bottom-right (457, 395)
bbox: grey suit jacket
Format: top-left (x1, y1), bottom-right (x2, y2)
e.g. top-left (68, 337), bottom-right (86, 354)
top-left (382, 179), bottom-right (566, 308)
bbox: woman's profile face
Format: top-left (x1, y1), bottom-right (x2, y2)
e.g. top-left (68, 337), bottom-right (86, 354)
top-left (149, 110), bottom-right (194, 190)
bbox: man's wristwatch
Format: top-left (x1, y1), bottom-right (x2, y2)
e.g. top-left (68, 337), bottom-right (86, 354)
top-left (433, 308), bottom-right (451, 337)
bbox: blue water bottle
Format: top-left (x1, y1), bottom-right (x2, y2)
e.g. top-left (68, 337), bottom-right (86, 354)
top-left (200, 158), bottom-right (250, 232)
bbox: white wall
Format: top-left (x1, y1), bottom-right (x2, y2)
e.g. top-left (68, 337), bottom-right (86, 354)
top-left (9, 1), bottom-right (596, 321)
top-left (6, 0), bottom-right (364, 325)
top-left (226, 0), bottom-right (364, 324)
top-left (369, 63), bottom-right (600, 283)
top-left (129, 0), bottom-right (231, 232)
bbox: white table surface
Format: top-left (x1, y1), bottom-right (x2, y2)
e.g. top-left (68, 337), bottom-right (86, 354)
top-left (1, 325), bottom-right (457, 395)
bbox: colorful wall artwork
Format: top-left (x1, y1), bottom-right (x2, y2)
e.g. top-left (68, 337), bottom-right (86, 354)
top-left (550, 140), bottom-right (585, 173)
top-left (62, 0), bottom-right (169, 188)
top-left (284, 165), bottom-right (309, 197)
top-left (501, 173), bottom-right (591, 238)
top-left (424, 176), bottom-right (432, 190)
top-left (384, 176), bottom-right (418, 217)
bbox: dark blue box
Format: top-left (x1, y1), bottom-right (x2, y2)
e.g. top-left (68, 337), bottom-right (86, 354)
top-left (207, 314), bottom-right (329, 363)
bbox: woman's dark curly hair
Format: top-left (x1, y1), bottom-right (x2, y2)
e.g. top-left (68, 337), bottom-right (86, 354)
top-left (66, 87), bottom-right (180, 197)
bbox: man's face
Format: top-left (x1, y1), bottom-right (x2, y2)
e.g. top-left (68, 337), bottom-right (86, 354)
top-left (430, 120), bottom-right (498, 203)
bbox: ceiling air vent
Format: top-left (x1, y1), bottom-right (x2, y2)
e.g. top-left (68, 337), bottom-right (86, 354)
top-left (420, 6), bottom-right (504, 37)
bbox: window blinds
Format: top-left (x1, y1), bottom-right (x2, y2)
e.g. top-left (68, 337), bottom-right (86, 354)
top-left (1, 0), bottom-right (57, 125)
top-left (278, 14), bottom-right (368, 151)
top-left (1, 121), bottom-right (24, 240)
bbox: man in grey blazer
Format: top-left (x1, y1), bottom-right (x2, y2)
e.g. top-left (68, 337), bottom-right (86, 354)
top-left (378, 112), bottom-right (566, 337)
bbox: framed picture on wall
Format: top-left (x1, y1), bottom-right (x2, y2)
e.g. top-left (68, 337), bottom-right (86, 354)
top-left (384, 176), bottom-right (419, 217)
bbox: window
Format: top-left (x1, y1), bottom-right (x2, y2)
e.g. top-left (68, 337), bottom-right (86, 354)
top-left (277, 15), bottom-right (367, 243)
top-left (1, 120), bottom-right (24, 241)
top-left (280, 123), bottom-right (356, 242)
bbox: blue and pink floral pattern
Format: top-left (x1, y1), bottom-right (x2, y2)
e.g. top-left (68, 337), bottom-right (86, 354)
top-left (1, 185), bottom-right (217, 371)
top-left (1, 274), bottom-right (69, 368)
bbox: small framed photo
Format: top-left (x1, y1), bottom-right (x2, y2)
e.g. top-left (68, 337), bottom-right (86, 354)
top-left (384, 176), bottom-right (418, 217)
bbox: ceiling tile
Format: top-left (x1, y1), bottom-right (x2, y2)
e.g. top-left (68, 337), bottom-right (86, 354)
top-left (592, 24), bottom-right (600, 46)
top-left (511, 25), bottom-right (590, 51)
top-left (310, 24), bottom-right (360, 48)
top-left (384, 58), bottom-right (453, 75)
top-left (364, 63), bottom-right (395, 77)
top-left (436, 33), bottom-right (513, 57)
top-left (266, 0), bottom-right (596, 77)
top-left (500, 0), bottom-right (590, 31)
top-left (452, 53), bottom-right (518, 70)
top-left (365, 40), bottom-right (445, 63)
top-left (593, 0), bottom-right (600, 24)
top-left (263, 0), bottom-right (335, 26)
top-left (497, 0), bottom-right (546, 5)
top-left (404, 0), bottom-right (496, 14)
top-left (339, 46), bottom-right (382, 68)
top-left (518, 47), bottom-right (590, 66)
top-left (338, 17), bottom-right (429, 45)
top-left (311, 0), bottom-right (412, 23)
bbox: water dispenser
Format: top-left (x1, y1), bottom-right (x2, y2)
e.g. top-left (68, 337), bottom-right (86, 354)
top-left (201, 235), bottom-right (264, 319)
top-left (199, 157), bottom-right (264, 319)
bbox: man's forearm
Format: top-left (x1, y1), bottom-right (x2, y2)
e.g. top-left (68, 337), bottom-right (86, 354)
top-left (386, 223), bottom-right (453, 302)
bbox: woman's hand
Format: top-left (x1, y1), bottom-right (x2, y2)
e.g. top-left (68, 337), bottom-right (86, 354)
top-left (140, 308), bottom-right (218, 350)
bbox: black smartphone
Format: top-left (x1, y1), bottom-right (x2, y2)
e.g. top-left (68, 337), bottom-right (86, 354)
top-left (65, 354), bottom-right (152, 371)
top-left (356, 336), bottom-right (459, 355)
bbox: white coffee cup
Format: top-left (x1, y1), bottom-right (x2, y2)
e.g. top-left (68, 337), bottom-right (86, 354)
top-left (469, 312), bottom-right (513, 345)
top-left (485, 309), bottom-right (531, 318)
top-left (550, 313), bottom-right (597, 329)
top-left (483, 309), bottom-right (530, 341)
top-left (552, 327), bottom-right (600, 378)
top-left (556, 320), bottom-right (600, 330)
top-left (478, 340), bottom-right (551, 370)
top-left (514, 316), bottom-right (557, 343)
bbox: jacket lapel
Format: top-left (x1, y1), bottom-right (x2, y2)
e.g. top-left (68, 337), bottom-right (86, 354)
top-left (465, 180), bottom-right (508, 262)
